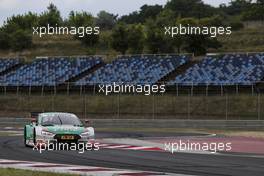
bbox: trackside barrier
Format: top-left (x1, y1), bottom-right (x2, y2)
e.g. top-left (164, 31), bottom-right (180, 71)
top-left (0, 118), bottom-right (29, 127)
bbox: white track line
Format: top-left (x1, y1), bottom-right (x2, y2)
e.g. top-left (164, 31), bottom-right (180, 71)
top-left (103, 144), bottom-right (131, 149)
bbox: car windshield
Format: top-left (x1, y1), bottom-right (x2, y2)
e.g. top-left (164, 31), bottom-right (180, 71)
top-left (41, 114), bottom-right (82, 126)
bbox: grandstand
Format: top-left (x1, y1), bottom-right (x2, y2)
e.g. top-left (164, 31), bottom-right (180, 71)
top-left (0, 53), bottom-right (264, 88)
top-left (0, 58), bottom-right (22, 75)
top-left (168, 53), bottom-right (264, 86)
top-left (75, 55), bottom-right (190, 86)
top-left (0, 56), bottom-right (102, 86)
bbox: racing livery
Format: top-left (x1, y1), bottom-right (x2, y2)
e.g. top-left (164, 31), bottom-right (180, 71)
top-left (24, 112), bottom-right (95, 147)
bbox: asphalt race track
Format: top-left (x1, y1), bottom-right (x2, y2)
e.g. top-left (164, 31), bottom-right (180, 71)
top-left (0, 131), bottom-right (264, 176)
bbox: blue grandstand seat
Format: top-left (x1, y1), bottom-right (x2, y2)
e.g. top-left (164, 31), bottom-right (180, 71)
top-left (0, 57), bottom-right (102, 86)
top-left (75, 55), bottom-right (190, 86)
top-left (2, 53), bottom-right (263, 87)
top-left (168, 53), bottom-right (264, 86)
top-left (0, 58), bottom-right (21, 73)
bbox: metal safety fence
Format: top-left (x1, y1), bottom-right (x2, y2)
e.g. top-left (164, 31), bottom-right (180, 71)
top-left (0, 82), bottom-right (263, 120)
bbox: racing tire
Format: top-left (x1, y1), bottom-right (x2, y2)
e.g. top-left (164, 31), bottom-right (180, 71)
top-left (24, 127), bottom-right (30, 147)
top-left (33, 128), bottom-right (36, 145)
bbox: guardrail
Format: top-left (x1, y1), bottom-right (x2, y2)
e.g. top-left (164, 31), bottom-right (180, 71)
top-left (0, 118), bottom-right (264, 130)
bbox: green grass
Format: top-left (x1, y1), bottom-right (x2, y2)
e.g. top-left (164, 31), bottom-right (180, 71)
top-left (0, 93), bottom-right (263, 120)
top-left (216, 27), bottom-right (264, 53)
top-left (0, 33), bottom-right (118, 61)
top-left (0, 168), bottom-right (76, 176)
top-left (0, 131), bottom-right (22, 136)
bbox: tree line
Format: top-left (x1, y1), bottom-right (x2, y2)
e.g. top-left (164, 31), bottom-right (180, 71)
top-left (0, 0), bottom-right (263, 55)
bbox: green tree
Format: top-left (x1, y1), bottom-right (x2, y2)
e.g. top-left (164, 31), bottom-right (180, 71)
top-left (97, 31), bottom-right (111, 51)
top-left (10, 29), bottom-right (32, 51)
top-left (68, 11), bottom-right (99, 49)
top-left (178, 18), bottom-right (222, 56)
top-left (68, 11), bottom-right (94, 27)
top-left (165, 0), bottom-right (216, 19)
top-left (242, 3), bottom-right (264, 22)
top-left (127, 24), bottom-right (145, 54)
top-left (140, 5), bottom-right (163, 20)
top-left (0, 29), bottom-right (11, 50)
top-left (156, 9), bottom-right (176, 27)
top-left (145, 19), bottom-right (173, 53)
top-left (38, 3), bottom-right (63, 26)
top-left (3, 12), bottom-right (38, 33)
top-left (183, 34), bottom-right (221, 56)
top-left (145, 20), bottom-right (163, 53)
top-left (224, 0), bottom-right (252, 16)
top-left (111, 23), bottom-right (129, 55)
top-left (199, 15), bottom-right (224, 27)
top-left (156, 10), bottom-right (184, 53)
top-left (172, 35), bottom-right (184, 54)
top-left (96, 11), bottom-right (117, 30)
top-left (119, 12), bottom-right (139, 24)
top-left (120, 4), bottom-right (163, 24)
top-left (0, 12), bottom-right (36, 51)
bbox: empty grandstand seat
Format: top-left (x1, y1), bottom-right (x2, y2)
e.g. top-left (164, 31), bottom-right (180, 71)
top-left (0, 56), bottom-right (102, 86)
top-left (75, 55), bottom-right (190, 86)
top-left (168, 53), bottom-right (264, 86)
top-left (0, 58), bottom-right (21, 73)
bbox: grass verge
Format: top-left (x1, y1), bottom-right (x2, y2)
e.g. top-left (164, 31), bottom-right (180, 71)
top-left (0, 131), bottom-right (22, 136)
top-left (0, 168), bottom-right (76, 176)
top-left (0, 94), bottom-right (263, 120)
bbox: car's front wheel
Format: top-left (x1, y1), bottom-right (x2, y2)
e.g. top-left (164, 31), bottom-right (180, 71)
top-left (24, 127), bottom-right (30, 147)
top-left (33, 128), bottom-right (36, 145)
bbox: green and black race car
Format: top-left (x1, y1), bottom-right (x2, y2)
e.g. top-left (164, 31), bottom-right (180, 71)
top-left (24, 112), bottom-right (95, 147)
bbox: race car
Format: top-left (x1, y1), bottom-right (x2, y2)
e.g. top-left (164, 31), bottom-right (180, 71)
top-left (24, 112), bottom-right (95, 147)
